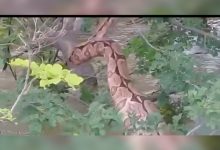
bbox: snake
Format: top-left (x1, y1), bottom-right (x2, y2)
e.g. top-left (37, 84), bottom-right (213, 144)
top-left (68, 18), bottom-right (162, 135)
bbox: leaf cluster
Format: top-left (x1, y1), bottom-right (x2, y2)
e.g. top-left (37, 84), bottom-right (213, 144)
top-left (184, 79), bottom-right (220, 130)
top-left (10, 58), bottom-right (84, 89)
top-left (124, 17), bottom-right (220, 134)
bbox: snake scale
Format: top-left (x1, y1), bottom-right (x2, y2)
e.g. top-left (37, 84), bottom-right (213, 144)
top-left (68, 18), bottom-right (162, 135)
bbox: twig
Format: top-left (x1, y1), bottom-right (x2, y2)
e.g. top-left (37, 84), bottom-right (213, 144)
top-left (186, 124), bottom-right (201, 136)
top-left (130, 19), bottom-right (162, 52)
top-left (0, 43), bottom-right (17, 46)
top-left (171, 20), bottom-right (220, 41)
top-left (73, 17), bottom-right (83, 31)
top-left (209, 130), bottom-right (219, 135)
top-left (8, 64), bottom-right (17, 80)
top-left (18, 33), bottom-right (27, 47)
top-left (10, 33), bottom-right (33, 113)
top-left (12, 18), bottom-right (71, 58)
top-left (14, 18), bottom-right (26, 31)
top-left (32, 18), bottom-right (38, 40)
top-left (35, 18), bottom-right (68, 50)
top-left (23, 77), bottom-right (37, 95)
top-left (38, 18), bottom-right (62, 40)
top-left (10, 51), bottom-right (32, 113)
top-left (38, 18), bottom-right (51, 34)
top-left (50, 49), bottom-right (59, 64)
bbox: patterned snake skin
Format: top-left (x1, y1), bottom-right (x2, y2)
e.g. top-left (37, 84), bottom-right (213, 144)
top-left (68, 18), bottom-right (162, 135)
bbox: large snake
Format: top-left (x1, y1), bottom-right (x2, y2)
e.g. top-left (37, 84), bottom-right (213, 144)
top-left (68, 18), bottom-right (162, 135)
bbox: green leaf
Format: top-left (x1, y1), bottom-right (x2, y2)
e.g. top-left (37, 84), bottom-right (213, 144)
top-left (10, 58), bottom-right (29, 67)
top-left (64, 73), bottom-right (84, 88)
top-left (29, 120), bottom-right (42, 134)
top-left (39, 63), bottom-right (46, 70)
top-left (48, 78), bottom-right (62, 85)
top-left (9, 58), bottom-right (83, 90)
top-left (48, 114), bottom-right (57, 127)
top-left (172, 114), bottom-right (182, 127)
top-left (146, 112), bottom-right (163, 128)
top-left (80, 86), bottom-right (95, 103)
top-left (45, 64), bottom-right (62, 78)
top-left (62, 69), bottom-right (71, 76)
top-left (30, 62), bottom-right (41, 76)
top-left (0, 108), bottom-right (15, 121)
top-left (22, 114), bottom-right (40, 123)
top-left (53, 63), bottom-right (63, 71)
top-left (39, 79), bottom-right (49, 88)
top-left (30, 62), bottom-right (38, 69)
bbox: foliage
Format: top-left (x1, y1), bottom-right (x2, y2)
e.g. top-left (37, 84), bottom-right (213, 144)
top-left (0, 77), bottom-right (122, 135)
top-left (81, 18), bottom-right (96, 33)
top-left (0, 55), bottom-right (122, 135)
top-left (184, 79), bottom-right (220, 130)
top-left (79, 85), bottom-right (95, 103)
top-left (65, 101), bottom-right (123, 136)
top-left (9, 58), bottom-right (84, 89)
top-left (125, 112), bottom-right (163, 135)
top-left (0, 18), bottom-right (19, 47)
top-left (124, 17), bottom-right (220, 134)
top-left (166, 114), bottom-right (188, 134)
top-left (34, 48), bottom-right (59, 64)
top-left (0, 90), bottom-right (19, 109)
top-left (0, 108), bottom-right (15, 121)
top-left (64, 90), bottom-right (122, 135)
top-left (1, 17), bottom-right (220, 135)
top-left (16, 87), bottom-right (71, 134)
top-left (124, 18), bottom-right (199, 107)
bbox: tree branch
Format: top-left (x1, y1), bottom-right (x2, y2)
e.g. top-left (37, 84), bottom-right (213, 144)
top-left (171, 20), bottom-right (220, 41)
top-left (186, 124), bottom-right (201, 136)
top-left (130, 18), bottom-right (164, 55)
top-left (10, 51), bottom-right (32, 113)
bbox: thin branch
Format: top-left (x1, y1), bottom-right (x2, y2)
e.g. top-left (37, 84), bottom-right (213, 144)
top-left (32, 18), bottom-right (38, 40)
top-left (50, 49), bottom-right (59, 63)
top-left (171, 20), bottom-right (220, 41)
top-left (32, 40), bottom-right (42, 55)
top-left (8, 64), bottom-right (17, 80)
top-left (14, 18), bottom-right (26, 31)
top-left (18, 33), bottom-right (27, 47)
top-left (73, 17), bottom-right (83, 31)
top-left (0, 43), bottom-right (17, 46)
top-left (38, 18), bottom-right (62, 39)
top-left (10, 51), bottom-right (32, 113)
top-left (10, 33), bottom-right (33, 113)
top-left (186, 124), bottom-right (201, 136)
top-left (35, 18), bottom-right (68, 50)
top-left (130, 19), bottom-right (162, 53)
top-left (11, 18), bottom-right (71, 58)
top-left (38, 18), bottom-right (51, 34)
top-left (209, 130), bottom-right (219, 135)
top-left (23, 77), bottom-right (37, 95)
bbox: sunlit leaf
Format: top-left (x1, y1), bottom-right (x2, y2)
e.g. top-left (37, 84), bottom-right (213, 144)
top-left (48, 78), bottom-right (62, 85)
top-left (0, 108), bottom-right (15, 121)
top-left (10, 58), bottom-right (29, 67)
top-left (39, 79), bottom-right (49, 88)
top-left (64, 73), bottom-right (84, 87)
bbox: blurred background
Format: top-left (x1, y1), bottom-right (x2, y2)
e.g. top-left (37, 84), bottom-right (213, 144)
top-left (0, 136), bottom-right (219, 150)
top-left (0, 0), bottom-right (220, 15)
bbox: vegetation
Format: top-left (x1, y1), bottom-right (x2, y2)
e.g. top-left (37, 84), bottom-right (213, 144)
top-left (0, 17), bottom-right (219, 136)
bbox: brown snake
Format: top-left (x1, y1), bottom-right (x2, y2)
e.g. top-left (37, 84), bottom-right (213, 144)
top-left (68, 18), bottom-right (163, 135)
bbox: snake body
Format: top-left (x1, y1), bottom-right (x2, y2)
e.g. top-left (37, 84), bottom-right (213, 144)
top-left (68, 18), bottom-right (161, 134)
